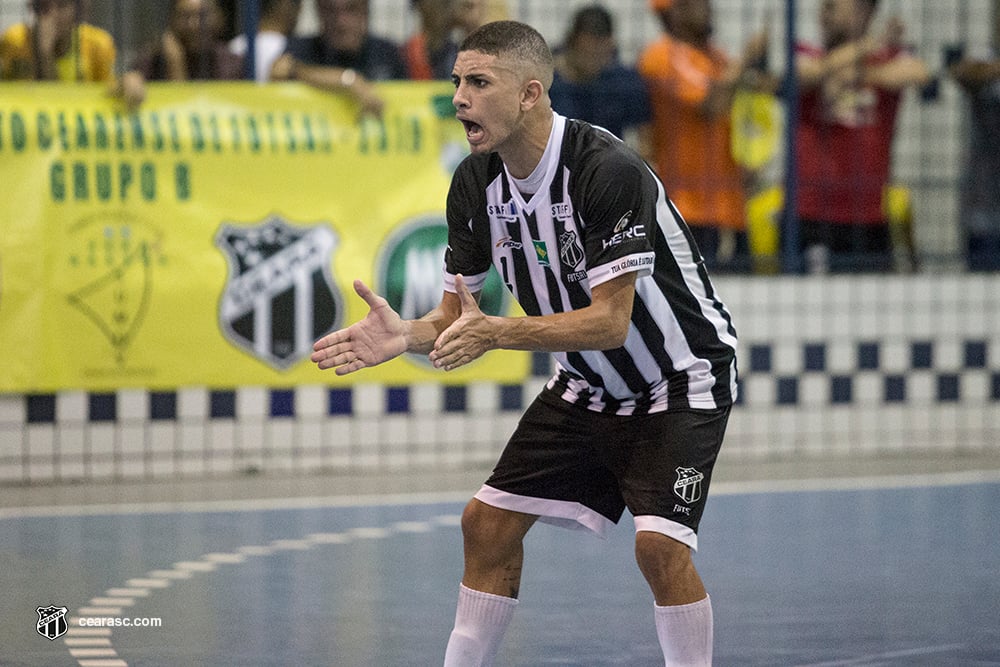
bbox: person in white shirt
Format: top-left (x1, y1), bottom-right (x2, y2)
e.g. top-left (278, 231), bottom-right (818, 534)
top-left (229, 0), bottom-right (302, 82)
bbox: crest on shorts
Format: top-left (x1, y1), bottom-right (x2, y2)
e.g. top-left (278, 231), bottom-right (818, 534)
top-left (215, 216), bottom-right (343, 370)
top-left (673, 467), bottom-right (704, 504)
top-left (36, 606), bottom-right (68, 640)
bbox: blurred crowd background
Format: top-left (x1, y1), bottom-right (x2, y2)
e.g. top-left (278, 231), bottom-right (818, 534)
top-left (2, 0), bottom-right (998, 276)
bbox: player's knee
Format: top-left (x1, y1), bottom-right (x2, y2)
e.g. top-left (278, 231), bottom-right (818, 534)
top-left (460, 500), bottom-right (529, 555)
top-left (460, 499), bottom-right (502, 549)
top-left (634, 530), bottom-right (693, 582)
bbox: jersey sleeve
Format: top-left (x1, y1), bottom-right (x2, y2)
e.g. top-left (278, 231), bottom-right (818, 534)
top-left (443, 156), bottom-right (493, 293)
top-left (576, 147), bottom-right (656, 288)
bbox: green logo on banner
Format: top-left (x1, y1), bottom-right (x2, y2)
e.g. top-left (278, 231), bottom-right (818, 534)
top-left (377, 216), bottom-right (507, 361)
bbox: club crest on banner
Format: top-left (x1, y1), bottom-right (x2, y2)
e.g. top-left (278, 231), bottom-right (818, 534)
top-left (673, 466), bottom-right (704, 504)
top-left (36, 606), bottom-right (68, 640)
top-left (215, 216), bottom-right (343, 370)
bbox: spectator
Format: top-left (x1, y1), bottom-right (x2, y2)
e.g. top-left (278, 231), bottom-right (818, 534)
top-left (131, 0), bottom-right (244, 81)
top-left (638, 0), bottom-right (770, 273)
top-left (0, 0), bottom-right (145, 107)
top-left (403, 0), bottom-right (459, 80)
top-left (229, 0), bottom-right (302, 82)
top-left (453, 0), bottom-right (486, 38)
top-left (950, 14), bottom-right (1000, 272)
top-left (271, 0), bottom-right (406, 117)
top-left (793, 0), bottom-right (930, 273)
top-left (548, 4), bottom-right (651, 145)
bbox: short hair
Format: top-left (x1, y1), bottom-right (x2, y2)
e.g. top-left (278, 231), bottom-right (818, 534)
top-left (567, 5), bottom-right (614, 43)
top-left (459, 20), bottom-right (554, 86)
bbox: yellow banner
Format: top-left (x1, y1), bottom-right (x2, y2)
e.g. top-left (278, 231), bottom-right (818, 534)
top-left (0, 82), bottom-right (527, 392)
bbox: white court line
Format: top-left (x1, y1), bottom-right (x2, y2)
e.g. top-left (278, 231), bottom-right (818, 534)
top-left (69, 648), bottom-right (118, 657)
top-left (1, 469), bottom-right (997, 520)
top-left (712, 469), bottom-right (1000, 496)
top-left (64, 638), bottom-right (113, 647)
top-left (795, 642), bottom-right (967, 666)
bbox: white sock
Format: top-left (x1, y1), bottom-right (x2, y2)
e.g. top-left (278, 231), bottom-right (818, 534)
top-left (443, 583), bottom-right (518, 667)
top-left (654, 595), bottom-right (713, 667)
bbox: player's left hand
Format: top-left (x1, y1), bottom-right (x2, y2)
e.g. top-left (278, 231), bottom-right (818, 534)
top-left (429, 274), bottom-right (495, 371)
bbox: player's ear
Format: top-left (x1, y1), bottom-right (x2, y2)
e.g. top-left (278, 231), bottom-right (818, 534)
top-left (521, 79), bottom-right (544, 111)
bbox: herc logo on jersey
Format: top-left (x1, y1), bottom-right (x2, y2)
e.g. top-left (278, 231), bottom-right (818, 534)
top-left (215, 216), bottom-right (343, 370)
top-left (376, 216), bottom-right (508, 363)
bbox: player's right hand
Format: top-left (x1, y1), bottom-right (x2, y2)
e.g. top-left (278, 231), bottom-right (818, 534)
top-left (310, 280), bottom-right (408, 375)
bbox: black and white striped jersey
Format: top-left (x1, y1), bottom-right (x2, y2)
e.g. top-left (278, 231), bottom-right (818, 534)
top-left (444, 113), bottom-right (738, 415)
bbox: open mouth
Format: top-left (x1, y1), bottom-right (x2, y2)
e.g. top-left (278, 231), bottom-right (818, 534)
top-left (460, 119), bottom-right (485, 144)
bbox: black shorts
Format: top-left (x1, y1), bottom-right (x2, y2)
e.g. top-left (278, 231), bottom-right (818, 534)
top-left (475, 388), bottom-right (730, 550)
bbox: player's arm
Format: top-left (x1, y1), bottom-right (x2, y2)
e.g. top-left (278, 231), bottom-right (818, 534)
top-left (311, 280), bottom-right (462, 375)
top-left (428, 272), bottom-right (636, 372)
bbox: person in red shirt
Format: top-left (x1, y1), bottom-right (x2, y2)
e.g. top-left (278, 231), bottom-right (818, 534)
top-left (794, 0), bottom-right (929, 272)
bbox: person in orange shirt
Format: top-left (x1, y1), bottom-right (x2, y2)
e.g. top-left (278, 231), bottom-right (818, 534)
top-left (0, 0), bottom-right (145, 107)
top-left (638, 0), bottom-right (769, 272)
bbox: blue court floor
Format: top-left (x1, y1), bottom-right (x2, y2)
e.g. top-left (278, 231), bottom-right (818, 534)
top-left (2, 463), bottom-right (999, 666)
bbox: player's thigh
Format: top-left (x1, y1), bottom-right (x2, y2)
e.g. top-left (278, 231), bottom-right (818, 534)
top-left (611, 407), bottom-right (730, 538)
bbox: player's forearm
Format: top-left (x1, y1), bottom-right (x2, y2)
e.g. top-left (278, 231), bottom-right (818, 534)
top-left (488, 306), bottom-right (630, 353)
top-left (405, 318), bottom-right (449, 355)
top-left (489, 273), bottom-right (636, 353)
top-left (405, 296), bottom-right (463, 354)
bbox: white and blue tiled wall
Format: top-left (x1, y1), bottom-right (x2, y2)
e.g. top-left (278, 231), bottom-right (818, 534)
top-left (1, 275), bottom-right (998, 484)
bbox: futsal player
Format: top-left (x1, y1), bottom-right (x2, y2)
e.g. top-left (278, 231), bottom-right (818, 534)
top-left (312, 20), bottom-right (738, 666)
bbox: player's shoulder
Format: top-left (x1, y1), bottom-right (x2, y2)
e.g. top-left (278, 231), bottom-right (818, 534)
top-left (448, 151), bottom-right (501, 213)
top-left (563, 119), bottom-right (646, 175)
top-left (453, 150), bottom-right (502, 187)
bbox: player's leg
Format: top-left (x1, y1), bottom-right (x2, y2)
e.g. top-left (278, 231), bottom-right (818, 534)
top-left (635, 530), bottom-right (705, 605)
top-left (460, 498), bottom-right (537, 596)
top-left (444, 389), bottom-right (625, 666)
top-left (609, 406), bottom-right (730, 667)
top-left (635, 531), bottom-right (714, 667)
top-left (443, 500), bottom-right (536, 667)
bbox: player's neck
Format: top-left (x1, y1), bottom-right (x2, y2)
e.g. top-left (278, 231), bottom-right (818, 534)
top-left (501, 110), bottom-right (554, 180)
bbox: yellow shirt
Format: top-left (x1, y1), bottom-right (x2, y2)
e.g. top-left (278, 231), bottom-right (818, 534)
top-left (0, 23), bottom-right (116, 82)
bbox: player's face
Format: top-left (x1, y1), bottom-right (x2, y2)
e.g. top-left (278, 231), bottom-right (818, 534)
top-left (451, 50), bottom-right (529, 156)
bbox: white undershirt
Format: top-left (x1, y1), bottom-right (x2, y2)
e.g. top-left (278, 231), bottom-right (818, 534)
top-left (507, 112), bottom-right (559, 195)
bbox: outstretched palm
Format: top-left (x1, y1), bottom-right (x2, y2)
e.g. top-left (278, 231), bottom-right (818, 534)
top-left (311, 280), bottom-right (407, 375)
